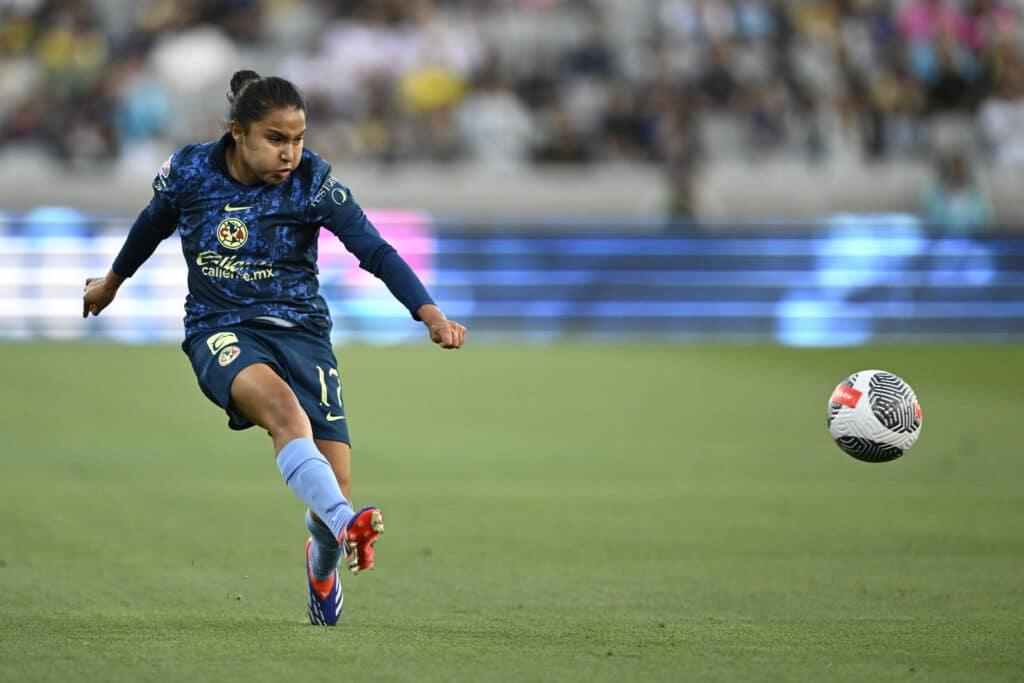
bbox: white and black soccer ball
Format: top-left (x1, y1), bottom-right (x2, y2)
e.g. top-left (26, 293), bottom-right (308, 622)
top-left (827, 370), bottom-right (923, 462)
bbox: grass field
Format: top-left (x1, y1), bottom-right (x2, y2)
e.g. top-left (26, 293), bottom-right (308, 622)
top-left (1, 342), bottom-right (1022, 682)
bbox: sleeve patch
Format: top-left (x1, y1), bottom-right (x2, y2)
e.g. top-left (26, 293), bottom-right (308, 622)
top-left (154, 153), bottom-right (173, 191)
top-left (159, 154), bottom-right (172, 178)
top-left (312, 175), bottom-right (348, 207)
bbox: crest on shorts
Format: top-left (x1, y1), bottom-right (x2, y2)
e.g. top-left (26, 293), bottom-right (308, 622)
top-left (217, 217), bottom-right (248, 249)
top-left (218, 345), bottom-right (241, 366)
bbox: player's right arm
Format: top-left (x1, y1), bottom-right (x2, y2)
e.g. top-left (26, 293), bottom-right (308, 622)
top-left (83, 269), bottom-right (126, 318)
top-left (83, 153), bottom-right (183, 318)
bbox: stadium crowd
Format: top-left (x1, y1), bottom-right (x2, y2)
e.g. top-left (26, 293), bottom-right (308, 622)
top-left (1, 0), bottom-right (1022, 222)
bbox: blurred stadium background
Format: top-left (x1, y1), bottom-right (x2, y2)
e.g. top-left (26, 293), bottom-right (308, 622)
top-left (1, 0), bottom-right (1023, 343)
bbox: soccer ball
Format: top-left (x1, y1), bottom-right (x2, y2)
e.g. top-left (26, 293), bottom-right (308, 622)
top-left (827, 370), bottom-right (922, 462)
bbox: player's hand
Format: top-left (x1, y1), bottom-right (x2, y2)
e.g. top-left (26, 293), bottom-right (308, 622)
top-left (82, 271), bottom-right (124, 318)
top-left (417, 304), bottom-right (465, 349)
top-left (428, 318), bottom-right (466, 349)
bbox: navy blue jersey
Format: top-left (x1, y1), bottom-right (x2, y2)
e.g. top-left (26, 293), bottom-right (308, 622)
top-left (113, 134), bottom-right (434, 339)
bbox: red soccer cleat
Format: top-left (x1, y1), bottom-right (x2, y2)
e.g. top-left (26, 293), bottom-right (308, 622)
top-left (341, 506), bottom-right (384, 574)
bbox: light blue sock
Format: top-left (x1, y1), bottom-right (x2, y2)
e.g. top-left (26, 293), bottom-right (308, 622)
top-left (306, 510), bottom-right (343, 581)
top-left (276, 438), bottom-right (354, 542)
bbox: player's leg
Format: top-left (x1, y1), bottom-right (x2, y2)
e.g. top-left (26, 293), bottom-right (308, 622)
top-left (308, 439), bottom-right (382, 574)
top-left (230, 363), bottom-right (311, 451)
top-left (185, 329), bottom-right (354, 536)
top-left (316, 438), bottom-right (350, 499)
top-left (280, 330), bottom-right (382, 577)
top-left (230, 363), bottom-right (355, 542)
top-left (269, 327), bottom-right (386, 606)
top-left (231, 364), bottom-right (360, 625)
top-left (306, 439), bottom-right (349, 582)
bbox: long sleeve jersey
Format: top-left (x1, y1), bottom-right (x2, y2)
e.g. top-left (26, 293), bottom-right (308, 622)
top-left (112, 134), bottom-right (434, 339)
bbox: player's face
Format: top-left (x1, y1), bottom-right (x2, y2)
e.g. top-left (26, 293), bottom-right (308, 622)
top-left (232, 107), bottom-right (306, 184)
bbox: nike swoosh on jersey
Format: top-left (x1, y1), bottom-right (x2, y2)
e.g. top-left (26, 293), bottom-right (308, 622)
top-left (326, 413), bottom-right (346, 422)
top-left (224, 203), bottom-right (252, 212)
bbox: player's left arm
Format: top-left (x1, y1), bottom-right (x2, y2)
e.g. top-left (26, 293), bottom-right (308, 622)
top-left (416, 303), bottom-right (466, 350)
top-left (312, 176), bottom-right (465, 349)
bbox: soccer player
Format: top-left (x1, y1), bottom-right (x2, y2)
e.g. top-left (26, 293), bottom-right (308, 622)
top-left (82, 70), bottom-right (466, 626)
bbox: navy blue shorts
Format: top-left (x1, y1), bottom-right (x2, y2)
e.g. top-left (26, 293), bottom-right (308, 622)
top-left (183, 321), bottom-right (351, 443)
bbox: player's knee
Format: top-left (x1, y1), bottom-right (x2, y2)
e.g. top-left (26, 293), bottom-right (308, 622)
top-left (260, 384), bottom-right (308, 434)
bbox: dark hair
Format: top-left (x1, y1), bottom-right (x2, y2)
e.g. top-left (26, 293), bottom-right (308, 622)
top-left (227, 70), bottom-right (306, 132)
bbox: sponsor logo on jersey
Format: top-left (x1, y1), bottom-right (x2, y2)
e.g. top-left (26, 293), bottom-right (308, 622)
top-left (206, 331), bottom-right (239, 355)
top-left (224, 203), bottom-right (252, 212)
top-left (196, 250), bottom-right (275, 282)
top-left (218, 345), bottom-right (241, 366)
top-left (217, 217), bottom-right (249, 249)
top-left (831, 385), bottom-right (862, 409)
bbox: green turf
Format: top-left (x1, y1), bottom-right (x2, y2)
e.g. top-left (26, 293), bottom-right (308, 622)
top-left (1, 342), bottom-right (1022, 682)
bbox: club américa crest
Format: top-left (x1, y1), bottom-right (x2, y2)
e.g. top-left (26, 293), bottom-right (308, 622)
top-left (218, 345), bottom-right (241, 366)
top-left (217, 217), bottom-right (248, 249)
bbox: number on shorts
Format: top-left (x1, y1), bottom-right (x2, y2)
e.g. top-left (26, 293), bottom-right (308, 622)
top-left (316, 365), bottom-right (343, 409)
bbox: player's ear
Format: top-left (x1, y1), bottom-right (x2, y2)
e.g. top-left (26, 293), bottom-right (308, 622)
top-left (229, 120), bottom-right (245, 143)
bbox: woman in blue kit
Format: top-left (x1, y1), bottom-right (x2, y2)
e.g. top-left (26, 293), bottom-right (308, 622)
top-left (82, 70), bottom-right (466, 625)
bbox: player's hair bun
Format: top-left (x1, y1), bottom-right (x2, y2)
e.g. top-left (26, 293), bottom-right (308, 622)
top-left (228, 70), bottom-right (261, 103)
